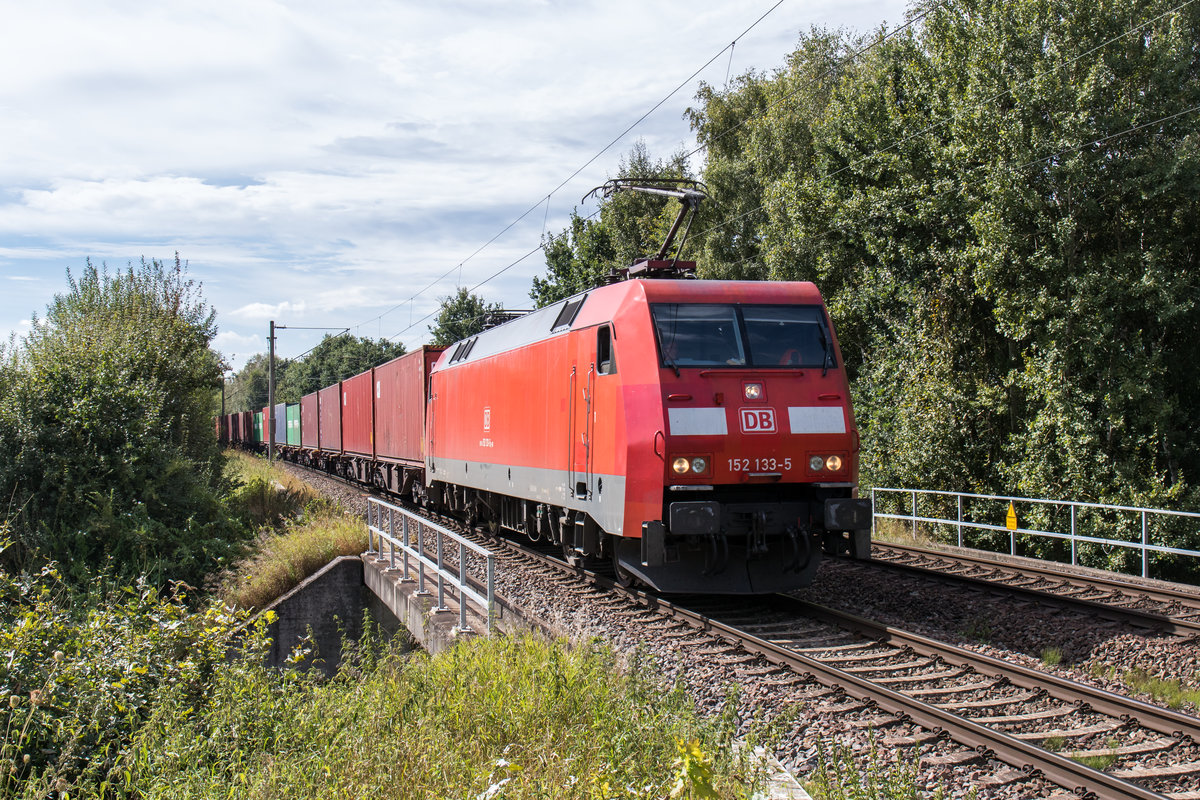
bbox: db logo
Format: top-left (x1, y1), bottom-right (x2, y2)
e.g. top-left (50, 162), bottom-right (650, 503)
top-left (483, 407), bottom-right (491, 431)
top-left (740, 407), bottom-right (776, 434)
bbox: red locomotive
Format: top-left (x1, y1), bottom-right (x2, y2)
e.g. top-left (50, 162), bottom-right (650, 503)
top-left (221, 181), bottom-right (872, 593)
top-left (424, 276), bottom-right (871, 593)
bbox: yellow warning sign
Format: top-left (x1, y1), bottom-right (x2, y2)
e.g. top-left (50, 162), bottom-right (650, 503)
top-left (1005, 501), bottom-right (1018, 531)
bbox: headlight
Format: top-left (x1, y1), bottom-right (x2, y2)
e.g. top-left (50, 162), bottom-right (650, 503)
top-left (690, 457), bottom-right (708, 475)
top-left (825, 455), bottom-right (843, 472)
top-left (744, 383), bottom-right (763, 400)
top-left (809, 456), bottom-right (825, 471)
top-left (673, 457), bottom-right (691, 474)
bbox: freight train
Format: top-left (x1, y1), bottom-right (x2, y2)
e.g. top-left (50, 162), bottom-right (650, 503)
top-left (218, 181), bottom-right (872, 593)
top-left (217, 273), bottom-right (872, 593)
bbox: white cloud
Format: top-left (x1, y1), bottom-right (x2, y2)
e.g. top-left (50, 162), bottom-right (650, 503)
top-left (0, 0), bottom-right (909, 355)
top-left (228, 301), bottom-right (310, 322)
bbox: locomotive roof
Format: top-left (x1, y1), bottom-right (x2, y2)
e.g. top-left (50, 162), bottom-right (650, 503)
top-left (433, 279), bottom-right (824, 371)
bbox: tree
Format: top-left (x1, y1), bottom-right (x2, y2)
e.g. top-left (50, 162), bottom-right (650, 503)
top-left (275, 335), bottom-right (405, 402)
top-left (687, 28), bottom-right (853, 280)
top-left (0, 257), bottom-right (247, 585)
top-left (225, 353), bottom-right (272, 413)
top-left (429, 288), bottom-right (502, 346)
top-left (682, 0), bottom-right (1200, 573)
top-left (531, 141), bottom-right (693, 307)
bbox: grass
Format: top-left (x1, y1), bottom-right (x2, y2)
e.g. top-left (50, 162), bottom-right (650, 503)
top-left (118, 632), bottom-right (766, 800)
top-left (224, 450), bottom-right (319, 527)
top-left (1119, 669), bottom-right (1200, 710)
top-left (805, 733), bottom-right (967, 800)
top-left (1041, 735), bottom-right (1120, 769)
top-left (218, 512), bottom-right (368, 610)
top-left (1088, 662), bottom-right (1200, 710)
top-left (218, 451), bottom-right (367, 610)
top-left (1072, 743), bottom-right (1120, 771)
top-left (866, 518), bottom-right (944, 549)
top-left (1040, 647), bottom-right (1064, 667)
top-left (960, 616), bottom-right (993, 643)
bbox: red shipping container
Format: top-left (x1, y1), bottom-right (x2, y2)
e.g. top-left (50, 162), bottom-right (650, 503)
top-left (375, 346), bottom-right (445, 466)
top-left (341, 369), bottom-right (374, 457)
top-left (301, 391), bottom-right (320, 449)
top-left (240, 411), bottom-right (252, 443)
top-left (318, 383), bottom-right (342, 452)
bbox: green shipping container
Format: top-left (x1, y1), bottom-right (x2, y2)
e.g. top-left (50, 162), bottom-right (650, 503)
top-left (286, 403), bottom-right (301, 446)
top-left (253, 411), bottom-right (264, 443)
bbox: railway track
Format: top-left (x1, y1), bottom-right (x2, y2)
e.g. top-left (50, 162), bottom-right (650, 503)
top-left (482, 539), bottom-right (1200, 799)
top-left (866, 541), bottom-right (1200, 637)
top-left (279, 461), bottom-right (1200, 797)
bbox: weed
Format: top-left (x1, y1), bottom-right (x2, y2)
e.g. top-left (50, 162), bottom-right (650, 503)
top-left (218, 511), bottom-right (367, 610)
top-left (123, 634), bottom-right (756, 799)
top-left (806, 733), bottom-right (964, 800)
top-left (1119, 669), bottom-right (1200, 710)
top-left (1040, 647), bottom-right (1063, 667)
top-left (1041, 736), bottom-right (1065, 752)
top-left (961, 617), bottom-right (993, 643)
top-left (1070, 739), bottom-right (1121, 770)
top-left (215, 454), bottom-right (365, 610)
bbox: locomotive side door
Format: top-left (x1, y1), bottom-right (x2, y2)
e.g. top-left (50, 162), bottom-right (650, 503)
top-left (568, 361), bottom-right (594, 501)
top-left (569, 325), bottom-right (607, 502)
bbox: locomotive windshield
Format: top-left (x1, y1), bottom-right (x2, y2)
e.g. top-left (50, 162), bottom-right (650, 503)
top-left (652, 303), bottom-right (835, 369)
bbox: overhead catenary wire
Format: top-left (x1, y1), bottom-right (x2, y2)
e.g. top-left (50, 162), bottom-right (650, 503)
top-left (347, 0), bottom-right (792, 339)
top-left (714, 101), bottom-right (1200, 276)
top-left (282, 0), bottom-right (1191, 364)
top-left (300, 1), bottom-right (935, 356)
top-left (689, 0), bottom-right (1198, 247)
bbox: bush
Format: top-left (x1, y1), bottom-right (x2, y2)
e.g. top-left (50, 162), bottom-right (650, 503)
top-left (123, 634), bottom-right (758, 799)
top-left (0, 534), bottom-right (250, 796)
top-left (0, 258), bottom-right (250, 586)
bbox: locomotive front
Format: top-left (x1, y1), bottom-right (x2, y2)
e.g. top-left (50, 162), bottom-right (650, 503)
top-left (612, 280), bottom-right (872, 593)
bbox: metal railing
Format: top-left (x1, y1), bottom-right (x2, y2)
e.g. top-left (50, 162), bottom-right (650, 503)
top-left (365, 497), bottom-right (497, 633)
top-left (871, 487), bottom-right (1200, 580)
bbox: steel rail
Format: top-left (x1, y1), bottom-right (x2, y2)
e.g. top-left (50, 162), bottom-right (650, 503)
top-left (857, 545), bottom-right (1200, 638)
top-left (495, 540), bottom-right (1172, 800)
top-left (270, 460), bottom-right (1182, 799)
top-left (875, 540), bottom-right (1200, 608)
top-left (639, 592), bottom-right (1172, 800)
top-left (771, 595), bottom-right (1200, 744)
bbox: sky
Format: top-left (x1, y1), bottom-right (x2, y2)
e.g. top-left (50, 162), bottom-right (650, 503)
top-left (1, 0), bottom-right (909, 371)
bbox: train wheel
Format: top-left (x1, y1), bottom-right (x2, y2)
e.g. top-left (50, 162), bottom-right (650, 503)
top-left (612, 550), bottom-right (636, 588)
top-left (561, 538), bottom-right (577, 566)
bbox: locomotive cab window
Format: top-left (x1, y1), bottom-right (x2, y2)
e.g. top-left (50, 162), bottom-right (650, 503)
top-left (652, 304), bottom-right (746, 367)
top-left (597, 325), bottom-right (616, 375)
top-left (742, 305), bottom-right (835, 369)
top-left (651, 303), bottom-right (835, 369)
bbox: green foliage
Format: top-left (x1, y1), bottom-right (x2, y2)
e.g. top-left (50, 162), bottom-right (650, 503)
top-left (223, 352), bottom-right (272, 414)
top-left (275, 334), bottom-right (405, 403)
top-left (217, 452), bottom-right (365, 611)
top-left (685, 0), bottom-right (1200, 561)
top-left (1114, 668), bottom-right (1200, 710)
top-left (807, 736), bottom-right (959, 800)
top-left (0, 257), bottom-right (248, 586)
top-left (226, 334), bottom-right (405, 411)
top-left (429, 287), bottom-right (503, 346)
top-left (0, 543), bottom-right (250, 796)
top-left (1040, 647), bottom-right (1064, 667)
top-left (122, 635), bottom-right (758, 799)
top-left (532, 141), bottom-right (694, 307)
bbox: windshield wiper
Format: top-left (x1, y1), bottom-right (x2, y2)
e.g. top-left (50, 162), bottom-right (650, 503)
top-left (664, 351), bottom-right (681, 378)
top-left (817, 324), bottom-right (833, 377)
